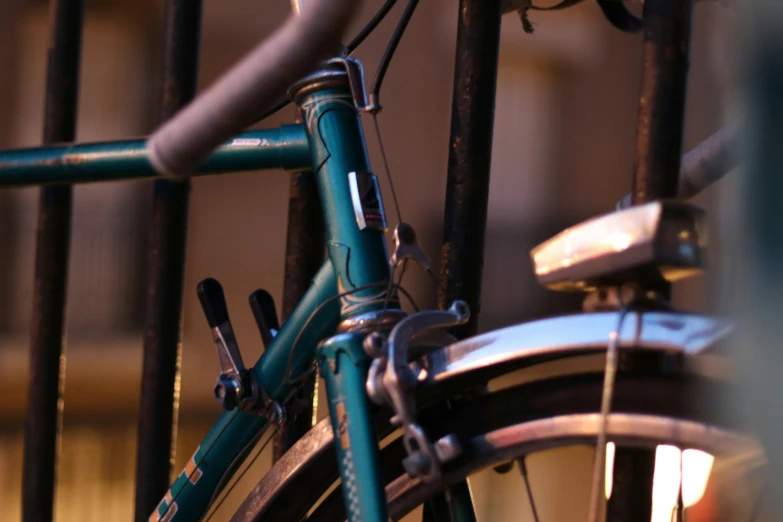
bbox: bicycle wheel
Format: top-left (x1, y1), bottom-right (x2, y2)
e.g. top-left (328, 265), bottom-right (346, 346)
top-left (231, 363), bottom-right (763, 521)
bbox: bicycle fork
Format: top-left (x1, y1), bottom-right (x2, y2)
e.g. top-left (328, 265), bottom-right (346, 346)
top-left (319, 332), bottom-right (389, 522)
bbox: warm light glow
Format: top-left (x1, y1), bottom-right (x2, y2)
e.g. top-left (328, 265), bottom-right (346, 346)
top-left (681, 449), bottom-right (714, 506)
top-left (651, 445), bottom-right (715, 522)
top-left (605, 442), bottom-right (615, 499)
top-left (604, 444), bottom-right (714, 521)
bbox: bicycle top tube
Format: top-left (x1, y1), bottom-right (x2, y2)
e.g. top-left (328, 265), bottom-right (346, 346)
top-left (0, 126), bottom-right (310, 188)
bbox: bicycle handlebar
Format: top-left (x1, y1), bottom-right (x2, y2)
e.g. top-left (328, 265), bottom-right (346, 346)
top-left (147, 0), bottom-right (361, 178)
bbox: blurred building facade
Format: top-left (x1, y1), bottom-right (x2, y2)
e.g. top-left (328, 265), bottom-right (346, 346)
top-left (0, 0), bottom-right (731, 520)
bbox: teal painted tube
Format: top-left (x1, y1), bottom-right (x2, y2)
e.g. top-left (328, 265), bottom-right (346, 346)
top-left (253, 259), bottom-right (340, 402)
top-left (0, 124), bottom-right (310, 187)
top-left (148, 409), bottom-right (267, 522)
top-left (319, 332), bottom-right (388, 522)
top-left (300, 88), bottom-right (394, 316)
top-left (149, 261), bottom-right (339, 522)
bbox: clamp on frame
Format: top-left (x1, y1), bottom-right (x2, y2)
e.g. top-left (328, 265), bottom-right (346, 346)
top-left (365, 301), bottom-right (470, 482)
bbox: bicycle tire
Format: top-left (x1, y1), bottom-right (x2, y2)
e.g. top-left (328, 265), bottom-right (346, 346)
top-left (231, 366), bottom-right (754, 521)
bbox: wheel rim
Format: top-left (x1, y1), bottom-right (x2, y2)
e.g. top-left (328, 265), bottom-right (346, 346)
top-left (385, 413), bottom-right (761, 519)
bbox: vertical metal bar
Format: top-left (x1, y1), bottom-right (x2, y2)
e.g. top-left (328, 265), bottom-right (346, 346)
top-left (423, 480), bottom-right (477, 522)
top-left (631, 0), bottom-right (694, 204)
top-left (133, 1), bottom-right (202, 520)
top-left (271, 8), bottom-right (325, 462)
top-left (0, 0), bottom-right (24, 334)
top-left (610, 0), bottom-right (694, 520)
top-left (273, 169), bottom-right (325, 462)
top-left (606, 447), bottom-right (656, 521)
top-left (437, 0), bottom-right (502, 339)
top-left (21, 2), bottom-right (83, 522)
top-left (433, 1), bottom-right (501, 518)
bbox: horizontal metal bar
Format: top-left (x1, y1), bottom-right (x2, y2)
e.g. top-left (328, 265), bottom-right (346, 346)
top-left (134, 0), bottom-right (203, 519)
top-left (678, 122), bottom-right (740, 199)
top-left (0, 124), bottom-right (310, 187)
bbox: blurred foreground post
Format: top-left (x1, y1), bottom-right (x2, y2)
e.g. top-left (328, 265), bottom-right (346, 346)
top-left (732, 0), bottom-right (783, 511)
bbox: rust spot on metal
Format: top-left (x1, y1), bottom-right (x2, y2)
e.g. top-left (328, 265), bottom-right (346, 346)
top-left (0, 154), bottom-right (84, 171)
top-left (336, 402), bottom-right (350, 450)
top-left (64, 154), bottom-right (84, 165)
top-left (161, 81), bottom-right (180, 112)
top-left (39, 158), bottom-right (64, 167)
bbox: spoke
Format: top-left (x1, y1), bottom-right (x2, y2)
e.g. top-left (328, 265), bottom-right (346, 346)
top-left (518, 457), bottom-right (541, 522)
top-left (677, 448), bottom-right (684, 522)
top-left (423, 482), bottom-right (476, 522)
top-left (587, 308), bottom-right (630, 522)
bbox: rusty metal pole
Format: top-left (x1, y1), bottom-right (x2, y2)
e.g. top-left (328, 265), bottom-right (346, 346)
top-left (134, 1), bottom-right (202, 521)
top-left (273, 169), bottom-right (325, 462)
top-left (609, 0), bottom-right (694, 520)
top-left (21, 2), bottom-right (83, 522)
top-left (430, 0), bottom-right (501, 519)
top-left (437, 0), bottom-right (502, 339)
top-left (630, 0), bottom-right (694, 204)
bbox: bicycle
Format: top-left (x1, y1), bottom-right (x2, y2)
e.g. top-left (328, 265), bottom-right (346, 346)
top-left (1, 0), bottom-right (764, 520)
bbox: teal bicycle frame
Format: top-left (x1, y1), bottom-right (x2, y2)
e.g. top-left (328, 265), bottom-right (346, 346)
top-left (0, 67), bottom-right (399, 522)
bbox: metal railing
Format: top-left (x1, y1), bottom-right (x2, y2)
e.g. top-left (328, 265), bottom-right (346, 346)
top-left (14, 0), bottom-right (713, 520)
top-left (12, 1), bottom-right (499, 520)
